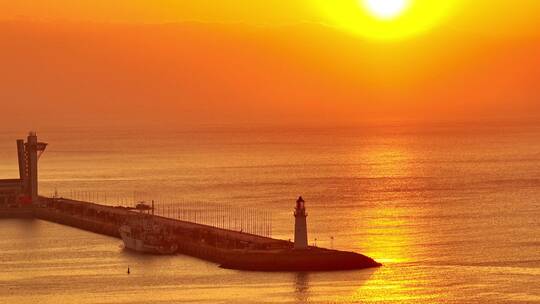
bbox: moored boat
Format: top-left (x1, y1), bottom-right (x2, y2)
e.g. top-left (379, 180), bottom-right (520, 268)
top-left (119, 202), bottom-right (178, 254)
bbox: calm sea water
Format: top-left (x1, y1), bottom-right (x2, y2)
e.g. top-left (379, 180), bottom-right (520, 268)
top-left (1, 124), bottom-right (539, 304)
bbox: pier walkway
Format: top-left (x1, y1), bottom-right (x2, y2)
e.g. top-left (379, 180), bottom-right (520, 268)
top-left (33, 196), bottom-right (291, 263)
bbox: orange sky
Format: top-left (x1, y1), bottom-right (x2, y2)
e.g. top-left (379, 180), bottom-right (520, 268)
top-left (1, 1), bottom-right (539, 128)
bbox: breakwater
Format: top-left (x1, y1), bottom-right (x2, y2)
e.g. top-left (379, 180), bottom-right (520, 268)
top-left (3, 196), bottom-right (381, 271)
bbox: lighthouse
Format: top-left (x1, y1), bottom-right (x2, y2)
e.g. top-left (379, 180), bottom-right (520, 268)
top-left (294, 196), bottom-right (308, 249)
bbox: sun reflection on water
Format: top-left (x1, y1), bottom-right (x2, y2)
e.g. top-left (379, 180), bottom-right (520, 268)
top-left (360, 207), bottom-right (417, 264)
top-left (342, 205), bottom-right (442, 303)
top-left (340, 142), bottom-right (446, 303)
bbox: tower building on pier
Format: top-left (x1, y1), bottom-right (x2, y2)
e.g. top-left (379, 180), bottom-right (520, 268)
top-left (0, 132), bottom-right (47, 206)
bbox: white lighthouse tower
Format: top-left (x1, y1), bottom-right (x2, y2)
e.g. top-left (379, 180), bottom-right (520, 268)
top-left (294, 196), bottom-right (308, 249)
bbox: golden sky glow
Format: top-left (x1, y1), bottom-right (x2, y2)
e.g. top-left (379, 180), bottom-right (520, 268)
top-left (0, 1), bottom-right (540, 128)
top-left (1, 0), bottom-right (539, 35)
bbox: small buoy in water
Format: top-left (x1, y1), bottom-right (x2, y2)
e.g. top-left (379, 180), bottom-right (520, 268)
top-left (127, 266), bottom-right (130, 275)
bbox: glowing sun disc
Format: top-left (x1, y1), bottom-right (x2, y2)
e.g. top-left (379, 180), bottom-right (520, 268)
top-left (363, 0), bottom-right (409, 20)
top-left (314, 0), bottom-right (459, 41)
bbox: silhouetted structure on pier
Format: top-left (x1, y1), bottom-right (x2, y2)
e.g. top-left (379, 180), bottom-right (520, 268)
top-left (0, 132), bottom-right (47, 207)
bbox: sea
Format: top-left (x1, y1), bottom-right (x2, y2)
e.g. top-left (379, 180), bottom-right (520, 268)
top-left (0, 123), bottom-right (539, 304)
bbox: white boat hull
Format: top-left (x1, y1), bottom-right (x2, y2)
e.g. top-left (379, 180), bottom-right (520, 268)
top-left (119, 225), bottom-right (178, 254)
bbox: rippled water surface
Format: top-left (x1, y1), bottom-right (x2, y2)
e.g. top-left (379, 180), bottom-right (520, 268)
top-left (1, 124), bottom-right (539, 303)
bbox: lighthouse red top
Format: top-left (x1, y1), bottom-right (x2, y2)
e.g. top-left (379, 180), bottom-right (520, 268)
top-left (295, 196), bottom-right (306, 217)
top-left (296, 196), bottom-right (305, 209)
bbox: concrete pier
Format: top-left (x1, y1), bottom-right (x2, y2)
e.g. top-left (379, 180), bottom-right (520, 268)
top-left (4, 196), bottom-right (380, 271)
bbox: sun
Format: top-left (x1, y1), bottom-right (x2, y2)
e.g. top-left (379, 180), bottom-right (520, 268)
top-left (314, 0), bottom-right (459, 41)
top-left (363, 0), bottom-right (410, 20)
